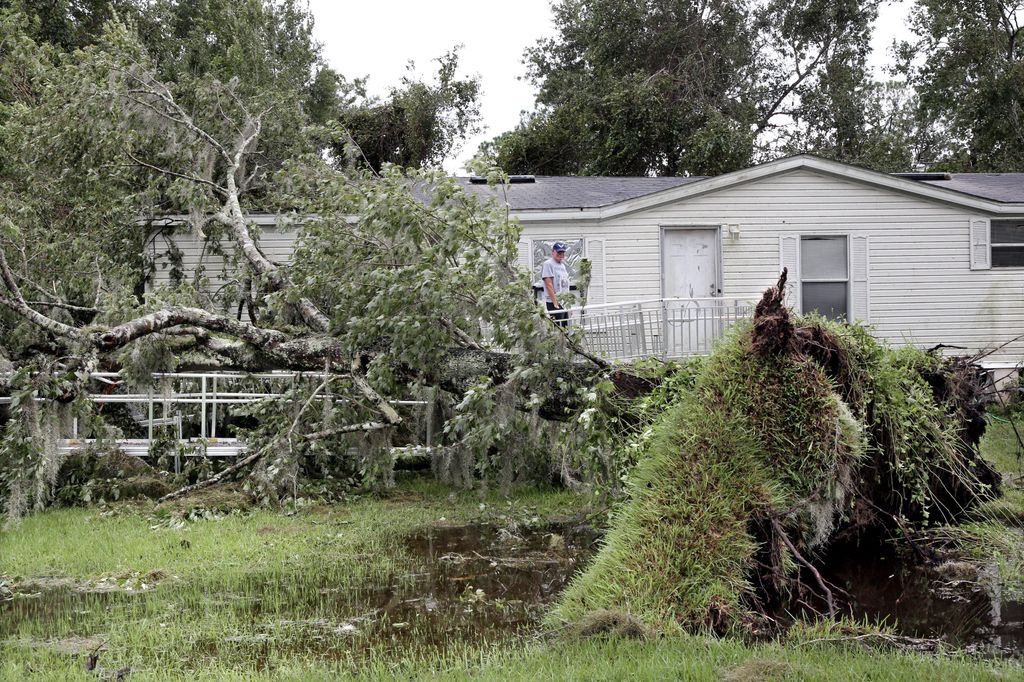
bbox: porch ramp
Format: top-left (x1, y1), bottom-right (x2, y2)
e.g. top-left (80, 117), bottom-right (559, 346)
top-left (563, 297), bottom-right (754, 361)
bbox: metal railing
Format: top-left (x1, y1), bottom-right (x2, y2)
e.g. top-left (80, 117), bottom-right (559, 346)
top-left (560, 297), bottom-right (754, 361)
top-left (0, 371), bottom-right (429, 469)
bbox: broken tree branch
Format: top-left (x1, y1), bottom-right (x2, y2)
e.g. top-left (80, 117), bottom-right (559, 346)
top-left (156, 448), bottom-right (263, 504)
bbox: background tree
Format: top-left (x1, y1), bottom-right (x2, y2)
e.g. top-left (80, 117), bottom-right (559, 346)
top-left (0, 0), bottom-right (141, 50)
top-left (485, 0), bottom-right (895, 176)
top-left (334, 50), bottom-right (481, 172)
top-left (4, 0), bottom-right (481, 176)
top-left (902, 0), bottom-right (1024, 171)
top-left (488, 0), bottom-right (759, 177)
top-left (756, 0), bottom-right (888, 165)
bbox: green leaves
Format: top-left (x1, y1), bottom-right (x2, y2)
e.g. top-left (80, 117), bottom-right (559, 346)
top-left (903, 0), bottom-right (1024, 171)
top-left (334, 48), bottom-right (481, 172)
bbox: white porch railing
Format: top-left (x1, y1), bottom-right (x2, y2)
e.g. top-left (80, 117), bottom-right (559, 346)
top-left (0, 372), bottom-right (429, 469)
top-left (561, 297), bottom-right (754, 362)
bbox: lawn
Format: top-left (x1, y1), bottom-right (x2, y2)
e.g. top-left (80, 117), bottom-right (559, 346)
top-left (0, 420), bottom-right (1022, 680)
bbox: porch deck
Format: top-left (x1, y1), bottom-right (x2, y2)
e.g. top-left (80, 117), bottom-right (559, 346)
top-left (563, 297), bottom-right (755, 362)
top-left (0, 298), bottom-right (761, 460)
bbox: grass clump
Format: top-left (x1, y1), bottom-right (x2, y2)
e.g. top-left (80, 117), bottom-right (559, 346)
top-left (553, 320), bottom-right (864, 632)
top-left (562, 609), bottom-right (656, 641)
top-left (554, 276), bottom-right (1001, 635)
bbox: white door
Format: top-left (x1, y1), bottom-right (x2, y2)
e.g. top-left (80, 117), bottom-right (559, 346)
top-left (661, 228), bottom-right (722, 357)
top-left (662, 228), bottom-right (720, 299)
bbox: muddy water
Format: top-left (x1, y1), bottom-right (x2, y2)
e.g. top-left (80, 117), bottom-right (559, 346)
top-left (821, 542), bottom-right (1024, 656)
top-left (0, 521), bottom-right (600, 666)
top-left (5, 520), bottom-right (1022, 669)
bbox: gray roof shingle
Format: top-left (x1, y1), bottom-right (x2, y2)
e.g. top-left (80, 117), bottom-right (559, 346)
top-left (920, 173), bottom-right (1024, 204)
top-left (456, 175), bottom-right (705, 210)
top-left (452, 171), bottom-right (1024, 211)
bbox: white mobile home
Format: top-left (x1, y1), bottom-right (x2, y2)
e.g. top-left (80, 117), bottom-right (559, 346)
top-left (149, 155), bottom-right (1024, 367)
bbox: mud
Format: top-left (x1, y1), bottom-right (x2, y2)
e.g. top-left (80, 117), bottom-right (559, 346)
top-left (818, 539), bottom-right (1024, 656)
top-left (0, 520), bottom-right (600, 665)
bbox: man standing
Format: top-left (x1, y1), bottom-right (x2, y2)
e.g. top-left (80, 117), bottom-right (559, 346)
top-left (541, 242), bottom-right (571, 326)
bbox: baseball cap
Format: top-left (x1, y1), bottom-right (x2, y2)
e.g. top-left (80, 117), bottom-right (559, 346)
top-left (552, 241), bottom-right (568, 252)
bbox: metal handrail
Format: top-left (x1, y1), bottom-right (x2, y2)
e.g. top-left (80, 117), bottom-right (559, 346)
top-left (562, 296), bottom-right (742, 314)
top-left (0, 371), bottom-right (431, 468)
top-left (553, 296), bottom-right (755, 362)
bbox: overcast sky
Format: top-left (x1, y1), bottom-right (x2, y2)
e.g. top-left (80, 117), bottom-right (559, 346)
top-left (307, 0), bottom-right (911, 174)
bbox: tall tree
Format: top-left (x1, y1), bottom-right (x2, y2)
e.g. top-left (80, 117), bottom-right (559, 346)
top-left (489, 0), bottom-right (759, 177)
top-left (335, 51), bottom-right (481, 172)
top-left (903, 0), bottom-right (1024, 171)
top-left (756, 0), bottom-right (882, 163)
top-left (485, 0), bottom-right (890, 176)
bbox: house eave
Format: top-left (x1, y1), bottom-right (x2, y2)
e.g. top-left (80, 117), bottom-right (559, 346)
top-left (561, 156), bottom-right (1024, 221)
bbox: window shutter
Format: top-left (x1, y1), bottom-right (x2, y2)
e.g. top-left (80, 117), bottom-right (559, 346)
top-left (516, 238), bottom-right (532, 273)
top-left (850, 235), bottom-right (870, 323)
top-left (585, 238), bottom-right (606, 305)
top-left (779, 234), bottom-right (801, 311)
top-left (970, 217), bottom-right (991, 270)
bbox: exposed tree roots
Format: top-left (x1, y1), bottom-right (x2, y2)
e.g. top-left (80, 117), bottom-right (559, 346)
top-left (553, 272), bottom-right (1004, 636)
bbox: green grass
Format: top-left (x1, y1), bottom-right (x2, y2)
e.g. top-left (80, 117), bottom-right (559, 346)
top-left (980, 414), bottom-right (1024, 477)
top-left (937, 417), bottom-right (1024, 599)
top-left (2, 634), bottom-right (1020, 680)
top-left (0, 478), bottom-right (586, 679)
top-left (2, 407), bottom-right (1023, 681)
top-left (0, 478), bottom-right (582, 582)
top-left (1, 474), bottom-right (1021, 680)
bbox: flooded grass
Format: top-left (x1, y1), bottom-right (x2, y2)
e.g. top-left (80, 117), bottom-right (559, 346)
top-left (2, 427), bottom-right (1024, 680)
top-left (0, 480), bottom-right (597, 678)
top-left (0, 520), bottom-right (597, 667)
top-left (818, 538), bottom-right (1024, 655)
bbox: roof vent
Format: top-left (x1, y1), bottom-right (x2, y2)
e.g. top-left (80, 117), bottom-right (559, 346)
top-left (467, 175), bottom-right (536, 184)
top-left (892, 172), bottom-right (952, 181)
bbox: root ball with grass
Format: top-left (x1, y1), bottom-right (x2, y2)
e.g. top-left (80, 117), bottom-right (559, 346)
top-left (552, 274), bottom-right (1001, 634)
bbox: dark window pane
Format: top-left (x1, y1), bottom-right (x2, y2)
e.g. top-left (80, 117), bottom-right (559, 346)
top-left (992, 221), bottom-right (1024, 244)
top-left (801, 236), bottom-right (847, 279)
top-left (992, 245), bottom-right (1024, 267)
top-left (803, 282), bottom-right (848, 321)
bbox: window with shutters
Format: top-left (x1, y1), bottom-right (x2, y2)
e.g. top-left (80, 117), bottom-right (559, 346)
top-left (800, 236), bottom-right (849, 321)
top-left (530, 239), bottom-right (583, 298)
top-left (991, 220), bottom-right (1024, 267)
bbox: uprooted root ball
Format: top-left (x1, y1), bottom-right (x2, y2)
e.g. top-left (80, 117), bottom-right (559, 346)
top-left (552, 277), bottom-right (1000, 634)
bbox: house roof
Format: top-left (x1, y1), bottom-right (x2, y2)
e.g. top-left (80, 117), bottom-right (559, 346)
top-left (455, 160), bottom-right (1024, 213)
top-left (919, 174), bottom-right (1024, 204)
top-left (456, 175), bottom-right (705, 209)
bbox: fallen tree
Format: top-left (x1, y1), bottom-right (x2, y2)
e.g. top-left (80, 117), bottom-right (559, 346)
top-left (552, 272), bottom-right (1000, 634)
top-left (0, 16), bottom-right (613, 520)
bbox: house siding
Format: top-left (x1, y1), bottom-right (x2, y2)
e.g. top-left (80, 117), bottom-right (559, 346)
top-left (583, 168), bottom-right (1024, 362)
top-left (148, 167), bottom-right (1024, 363)
top-left (148, 224), bottom-right (299, 284)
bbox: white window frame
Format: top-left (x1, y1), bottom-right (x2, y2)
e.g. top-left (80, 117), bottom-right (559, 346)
top-left (990, 218), bottom-right (1024, 269)
top-left (800, 234), bottom-right (851, 323)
